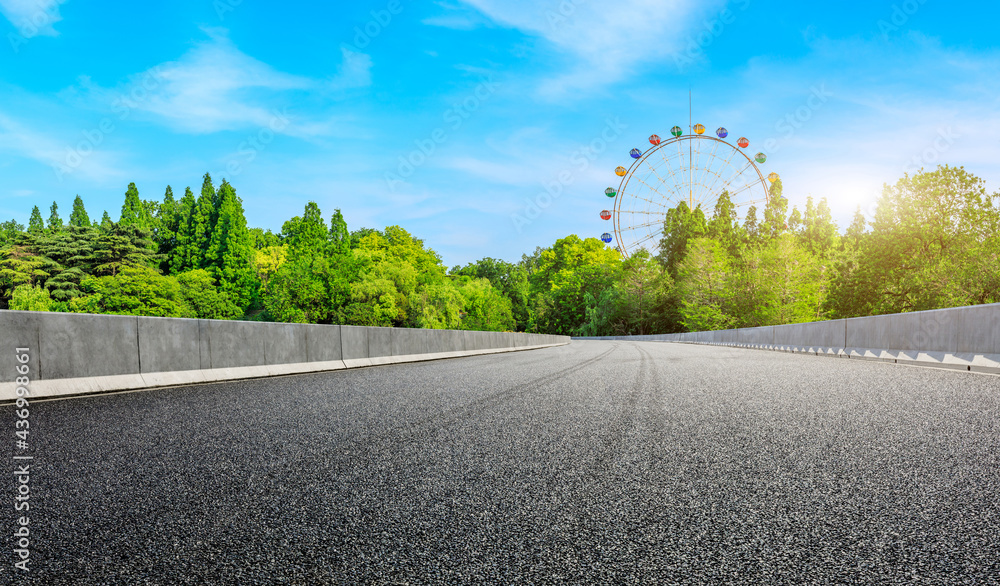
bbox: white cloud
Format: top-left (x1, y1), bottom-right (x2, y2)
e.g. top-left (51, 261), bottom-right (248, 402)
top-left (0, 110), bottom-right (122, 181)
top-left (331, 47), bottom-right (373, 91)
top-left (0, 0), bottom-right (66, 38)
top-left (457, 0), bottom-right (728, 96)
top-left (82, 29), bottom-right (373, 137)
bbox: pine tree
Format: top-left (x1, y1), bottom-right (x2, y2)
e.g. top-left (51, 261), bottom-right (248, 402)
top-left (156, 186), bottom-right (179, 272)
top-left (28, 206), bottom-right (44, 234)
top-left (706, 190), bottom-right (741, 255)
top-left (845, 206), bottom-right (868, 249)
top-left (100, 211), bottom-right (113, 230)
top-left (761, 178), bottom-right (788, 240)
top-left (193, 174), bottom-right (217, 270)
top-left (47, 201), bottom-right (63, 231)
top-left (88, 225), bottom-right (159, 276)
top-left (656, 201), bottom-right (707, 276)
top-left (283, 202), bottom-right (328, 260)
top-left (170, 187), bottom-right (198, 274)
top-left (787, 207), bottom-right (803, 233)
top-left (119, 183), bottom-right (147, 227)
top-left (206, 180), bottom-right (258, 311)
top-left (69, 195), bottom-right (91, 227)
top-left (330, 209), bottom-right (350, 256)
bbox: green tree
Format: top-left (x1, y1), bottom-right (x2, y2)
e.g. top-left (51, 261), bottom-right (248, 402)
top-left (798, 196), bottom-right (838, 257)
top-left (263, 255), bottom-right (338, 324)
top-left (177, 269), bottom-right (242, 319)
top-left (829, 165), bottom-right (1000, 315)
top-left (657, 201), bottom-right (707, 276)
top-left (47, 201), bottom-right (63, 231)
top-left (155, 186), bottom-right (180, 272)
top-left (844, 206), bottom-right (868, 250)
top-left (706, 190), bottom-right (746, 257)
top-left (192, 174), bottom-right (217, 269)
top-left (0, 245), bottom-right (57, 308)
top-left (9, 284), bottom-right (52, 312)
top-left (282, 202), bottom-right (329, 260)
top-left (743, 205), bottom-right (760, 246)
top-left (742, 234), bottom-right (827, 325)
top-left (28, 206), bottom-right (44, 234)
top-left (22, 225), bottom-right (99, 301)
top-left (206, 180), bottom-right (258, 312)
top-left (69, 266), bottom-right (193, 317)
top-left (330, 209), bottom-right (350, 256)
top-left (457, 278), bottom-right (515, 331)
top-left (578, 249), bottom-right (675, 336)
top-left (529, 235), bottom-right (621, 334)
top-left (100, 211), bottom-right (113, 229)
top-left (119, 183), bottom-right (152, 229)
top-left (451, 257), bottom-right (531, 331)
top-left (0, 220), bottom-right (25, 246)
top-left (409, 280), bottom-right (465, 330)
top-left (170, 187), bottom-right (198, 273)
top-left (249, 227), bottom-right (282, 250)
top-left (787, 206), bottom-right (803, 233)
top-left (69, 195), bottom-right (91, 227)
top-left (761, 178), bottom-right (788, 241)
top-left (675, 238), bottom-right (734, 332)
top-left (88, 225), bottom-right (159, 276)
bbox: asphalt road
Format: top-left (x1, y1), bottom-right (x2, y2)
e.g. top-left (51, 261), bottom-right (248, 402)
top-left (3, 341), bottom-right (1000, 585)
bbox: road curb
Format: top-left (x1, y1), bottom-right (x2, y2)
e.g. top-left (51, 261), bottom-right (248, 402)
top-left (0, 343), bottom-right (569, 403)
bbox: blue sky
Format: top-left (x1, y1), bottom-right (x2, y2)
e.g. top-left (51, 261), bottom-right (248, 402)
top-left (1, 0), bottom-right (998, 266)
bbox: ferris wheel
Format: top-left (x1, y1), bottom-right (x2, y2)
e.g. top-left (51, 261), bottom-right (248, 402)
top-left (599, 124), bottom-right (779, 258)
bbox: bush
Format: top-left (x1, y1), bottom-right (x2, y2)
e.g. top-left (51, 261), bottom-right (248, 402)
top-left (9, 284), bottom-right (51, 312)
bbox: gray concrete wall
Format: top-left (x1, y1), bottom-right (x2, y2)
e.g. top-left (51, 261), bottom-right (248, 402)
top-left (138, 317), bottom-right (202, 374)
top-left (40, 313), bottom-right (141, 379)
top-left (572, 303), bottom-right (1000, 374)
top-left (0, 310), bottom-right (569, 400)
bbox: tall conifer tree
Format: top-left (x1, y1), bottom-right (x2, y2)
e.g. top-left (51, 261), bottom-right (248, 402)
top-left (47, 201), bottom-right (63, 231)
top-left (28, 206), bottom-right (44, 233)
top-left (156, 186), bottom-right (179, 271)
top-left (69, 195), bottom-right (91, 227)
top-left (170, 187), bottom-right (198, 274)
top-left (119, 183), bottom-right (147, 227)
top-left (193, 173), bottom-right (217, 269)
top-left (330, 209), bottom-right (350, 256)
top-left (207, 180), bottom-right (258, 311)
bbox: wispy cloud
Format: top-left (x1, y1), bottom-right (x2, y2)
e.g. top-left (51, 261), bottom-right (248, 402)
top-left (78, 28), bottom-right (373, 137)
top-left (0, 0), bottom-right (67, 38)
top-left (456, 0), bottom-right (726, 97)
top-left (0, 110), bottom-right (122, 180)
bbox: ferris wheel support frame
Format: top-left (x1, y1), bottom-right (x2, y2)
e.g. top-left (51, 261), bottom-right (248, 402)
top-left (611, 134), bottom-right (772, 259)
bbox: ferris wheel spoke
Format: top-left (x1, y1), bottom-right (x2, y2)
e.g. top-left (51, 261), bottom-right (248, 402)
top-left (701, 146), bottom-right (740, 200)
top-left (621, 218), bottom-right (670, 232)
top-left (645, 159), bottom-right (686, 203)
top-left (714, 160), bottom-right (755, 198)
top-left (616, 209), bottom-right (672, 216)
top-left (653, 144), bottom-right (691, 203)
top-left (695, 141), bottom-right (721, 205)
top-left (627, 231), bottom-right (662, 251)
top-left (631, 176), bottom-right (675, 209)
top-left (724, 181), bottom-right (758, 200)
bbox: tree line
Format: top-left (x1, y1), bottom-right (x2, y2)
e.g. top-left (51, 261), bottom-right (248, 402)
top-left (1, 165), bottom-right (997, 335)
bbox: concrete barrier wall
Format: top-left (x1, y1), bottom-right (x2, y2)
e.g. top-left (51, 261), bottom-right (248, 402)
top-left (572, 303), bottom-right (1000, 374)
top-left (0, 311), bottom-right (569, 401)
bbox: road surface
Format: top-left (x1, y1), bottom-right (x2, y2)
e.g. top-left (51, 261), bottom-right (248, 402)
top-left (4, 341), bottom-right (999, 584)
